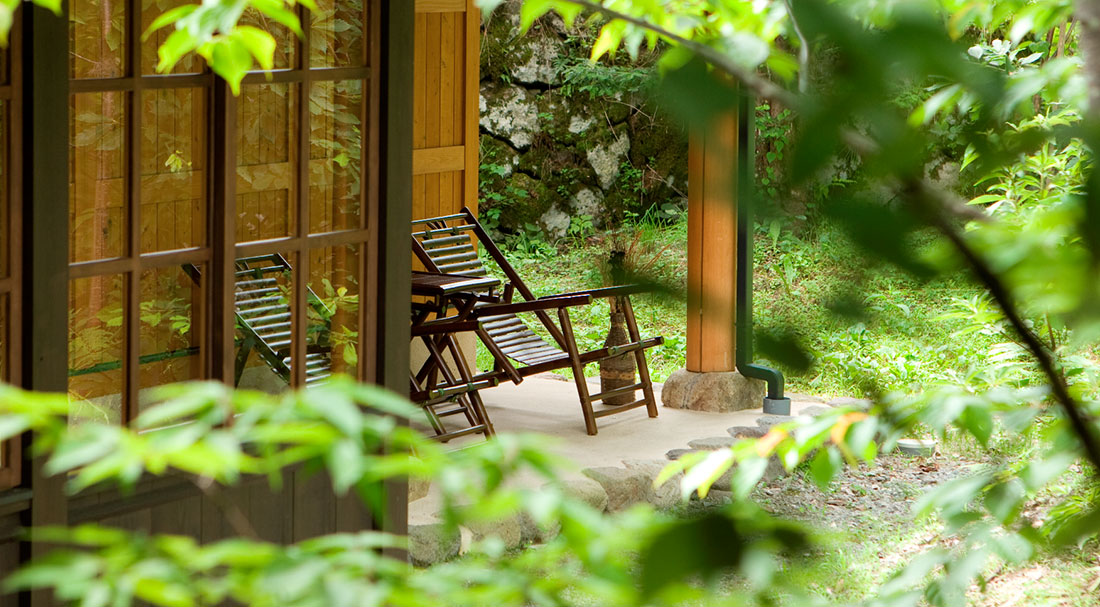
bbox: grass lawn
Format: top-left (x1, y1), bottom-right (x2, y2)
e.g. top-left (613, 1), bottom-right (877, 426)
top-left (486, 218), bottom-right (999, 399)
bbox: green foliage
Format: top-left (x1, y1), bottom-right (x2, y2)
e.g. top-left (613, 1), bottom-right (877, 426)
top-left (557, 58), bottom-right (657, 99)
top-left (142, 0), bottom-right (317, 94)
top-left (755, 103), bottom-right (792, 204)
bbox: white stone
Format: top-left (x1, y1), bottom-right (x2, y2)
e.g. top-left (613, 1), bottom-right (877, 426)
top-left (540, 205), bottom-right (571, 240)
top-left (512, 36), bottom-right (561, 83)
top-left (558, 478), bottom-right (609, 512)
top-left (570, 188), bottom-right (603, 217)
top-left (582, 466), bottom-right (649, 511)
top-left (569, 114), bottom-right (595, 134)
top-left (586, 132), bottom-right (630, 190)
top-left (480, 85), bottom-right (539, 150)
top-left (623, 459), bottom-right (682, 510)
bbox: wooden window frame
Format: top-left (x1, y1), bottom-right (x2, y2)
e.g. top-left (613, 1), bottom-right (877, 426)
top-left (67, 0), bottom-right (380, 423)
top-left (0, 21), bottom-right (23, 490)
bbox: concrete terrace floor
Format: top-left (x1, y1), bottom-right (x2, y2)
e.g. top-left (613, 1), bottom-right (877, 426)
top-left (409, 373), bottom-right (825, 524)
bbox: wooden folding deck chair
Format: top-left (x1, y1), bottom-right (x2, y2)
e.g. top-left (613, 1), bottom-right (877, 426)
top-left (412, 207), bottom-right (665, 435)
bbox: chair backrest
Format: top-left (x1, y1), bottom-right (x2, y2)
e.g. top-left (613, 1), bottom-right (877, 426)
top-left (411, 207), bottom-right (567, 349)
top-left (411, 213), bottom-right (488, 277)
top-left (411, 207), bottom-right (540, 302)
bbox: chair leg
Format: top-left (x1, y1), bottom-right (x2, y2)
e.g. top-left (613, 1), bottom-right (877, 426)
top-left (558, 307), bottom-right (598, 435)
top-left (234, 342), bottom-right (252, 387)
top-left (622, 297), bottom-right (658, 418)
top-left (445, 334), bottom-right (494, 437)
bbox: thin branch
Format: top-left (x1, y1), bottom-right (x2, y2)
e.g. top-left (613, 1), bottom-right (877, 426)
top-left (909, 179), bottom-right (1100, 472)
top-left (783, 0), bottom-right (810, 93)
top-left (565, 0), bottom-right (801, 109)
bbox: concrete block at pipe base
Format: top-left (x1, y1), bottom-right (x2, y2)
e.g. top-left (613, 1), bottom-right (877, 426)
top-left (660, 369), bottom-right (765, 413)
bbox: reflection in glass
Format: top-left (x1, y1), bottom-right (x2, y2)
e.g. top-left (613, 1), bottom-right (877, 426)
top-left (311, 0), bottom-right (367, 68)
top-left (139, 267), bottom-right (202, 412)
top-left (68, 275), bottom-right (125, 424)
top-left (141, 89), bottom-right (207, 252)
top-left (241, 8), bottom-right (295, 70)
top-left (234, 253), bottom-right (295, 393)
top-left (70, 0), bottom-right (126, 79)
top-left (236, 84), bottom-right (298, 242)
top-left (307, 245), bottom-right (359, 381)
top-left (71, 92), bottom-right (128, 263)
top-left (141, 0), bottom-right (203, 75)
top-left (310, 81), bottom-right (363, 233)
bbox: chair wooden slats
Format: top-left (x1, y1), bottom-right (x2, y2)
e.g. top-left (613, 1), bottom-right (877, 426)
top-left (413, 207), bottom-right (665, 435)
top-left (185, 254), bottom-right (336, 389)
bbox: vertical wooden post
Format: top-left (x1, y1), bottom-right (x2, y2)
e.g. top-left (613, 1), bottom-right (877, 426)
top-left (378, 0), bottom-right (414, 551)
top-left (686, 113), bottom-right (738, 373)
top-left (22, 4), bottom-right (70, 606)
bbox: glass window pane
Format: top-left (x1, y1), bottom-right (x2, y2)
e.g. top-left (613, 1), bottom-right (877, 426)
top-left (71, 92), bottom-right (128, 263)
top-left (311, 0), bottom-right (367, 68)
top-left (70, 0), bottom-right (126, 79)
top-left (235, 253), bottom-right (294, 392)
top-left (69, 275), bottom-right (125, 425)
top-left (237, 83), bottom-right (298, 243)
top-left (241, 8), bottom-right (295, 70)
top-left (306, 245), bottom-right (359, 381)
top-left (141, 88), bottom-right (207, 252)
top-left (141, 0), bottom-right (203, 75)
top-left (309, 81), bottom-right (363, 233)
top-left (139, 266), bottom-right (202, 412)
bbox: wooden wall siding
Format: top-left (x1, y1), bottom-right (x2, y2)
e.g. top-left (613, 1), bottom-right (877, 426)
top-left (0, 470), bottom-right (375, 582)
top-left (61, 471), bottom-right (373, 544)
top-left (411, 0), bottom-right (478, 231)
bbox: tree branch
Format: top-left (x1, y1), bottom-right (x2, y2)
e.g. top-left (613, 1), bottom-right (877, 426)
top-left (908, 178), bottom-right (1100, 472)
top-left (782, 0), bottom-right (810, 93)
top-left (565, 0), bottom-right (802, 109)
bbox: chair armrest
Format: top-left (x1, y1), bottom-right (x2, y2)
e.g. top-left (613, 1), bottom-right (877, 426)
top-left (542, 284), bottom-right (650, 300)
top-left (473, 294), bottom-right (591, 317)
top-left (410, 320), bottom-right (481, 337)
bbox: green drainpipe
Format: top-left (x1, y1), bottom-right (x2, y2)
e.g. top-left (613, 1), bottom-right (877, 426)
top-left (735, 92), bottom-right (791, 416)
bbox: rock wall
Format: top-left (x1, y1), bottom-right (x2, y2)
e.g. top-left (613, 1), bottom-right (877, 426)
top-left (478, 2), bottom-right (688, 240)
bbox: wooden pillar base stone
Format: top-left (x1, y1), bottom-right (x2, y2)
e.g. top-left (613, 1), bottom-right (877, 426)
top-left (660, 369), bottom-right (764, 413)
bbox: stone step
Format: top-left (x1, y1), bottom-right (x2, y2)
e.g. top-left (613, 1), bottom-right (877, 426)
top-left (687, 436), bottom-right (739, 450)
top-left (727, 426), bottom-right (766, 439)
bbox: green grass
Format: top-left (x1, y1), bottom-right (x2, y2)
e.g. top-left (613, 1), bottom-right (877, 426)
top-left (485, 218), bottom-right (998, 398)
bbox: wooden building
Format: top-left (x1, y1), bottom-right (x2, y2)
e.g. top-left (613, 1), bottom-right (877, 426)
top-left (0, 1), bottom-right (490, 601)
